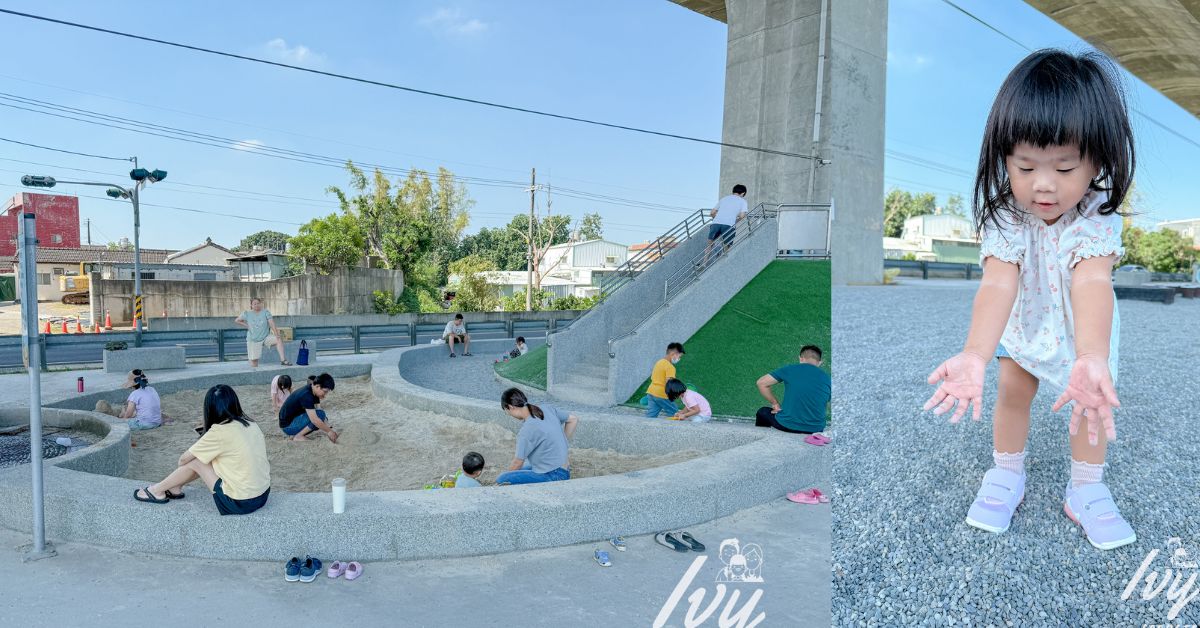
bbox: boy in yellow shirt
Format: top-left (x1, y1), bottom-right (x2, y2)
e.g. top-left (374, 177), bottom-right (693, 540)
top-left (644, 342), bottom-right (685, 418)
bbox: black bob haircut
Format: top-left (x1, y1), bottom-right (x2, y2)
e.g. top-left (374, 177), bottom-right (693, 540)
top-left (973, 48), bottom-right (1134, 234)
top-left (462, 451), bottom-right (485, 475)
top-left (665, 378), bottom-right (688, 402)
top-left (203, 384), bottom-right (251, 431)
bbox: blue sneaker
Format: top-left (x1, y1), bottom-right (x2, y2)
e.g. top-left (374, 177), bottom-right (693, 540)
top-left (285, 557), bottom-right (301, 582)
top-left (300, 555), bottom-right (322, 583)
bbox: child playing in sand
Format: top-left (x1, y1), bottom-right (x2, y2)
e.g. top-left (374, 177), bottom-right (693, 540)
top-left (665, 379), bottom-right (712, 422)
top-left (455, 452), bottom-right (485, 488)
top-left (922, 49), bottom-right (1136, 551)
top-left (278, 373), bottom-right (339, 443)
top-left (119, 373), bottom-right (164, 430)
top-left (644, 342), bottom-right (685, 418)
top-left (270, 374), bottom-right (292, 414)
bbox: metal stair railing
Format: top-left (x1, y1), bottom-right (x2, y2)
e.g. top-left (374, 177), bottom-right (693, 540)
top-left (597, 208), bottom-right (710, 300)
top-left (608, 203), bottom-right (777, 346)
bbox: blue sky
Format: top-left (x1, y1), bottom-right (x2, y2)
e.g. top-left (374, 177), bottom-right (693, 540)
top-left (887, 0), bottom-right (1200, 229)
top-left (0, 0), bottom-right (1196, 252)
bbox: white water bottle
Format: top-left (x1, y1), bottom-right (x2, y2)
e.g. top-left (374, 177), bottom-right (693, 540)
top-left (331, 477), bottom-right (347, 514)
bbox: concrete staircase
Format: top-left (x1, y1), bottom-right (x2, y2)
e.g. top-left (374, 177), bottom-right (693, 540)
top-left (547, 204), bottom-right (783, 406)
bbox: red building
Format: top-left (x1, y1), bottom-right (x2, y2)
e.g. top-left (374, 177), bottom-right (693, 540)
top-left (1, 193), bottom-right (81, 257)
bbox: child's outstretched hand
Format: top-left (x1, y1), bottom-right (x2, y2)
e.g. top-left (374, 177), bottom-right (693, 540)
top-left (923, 352), bottom-right (987, 423)
top-left (1052, 355), bottom-right (1120, 446)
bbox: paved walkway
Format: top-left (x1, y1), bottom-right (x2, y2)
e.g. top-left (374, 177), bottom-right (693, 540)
top-left (832, 281), bottom-right (1200, 625)
top-left (2, 498), bottom-right (828, 627)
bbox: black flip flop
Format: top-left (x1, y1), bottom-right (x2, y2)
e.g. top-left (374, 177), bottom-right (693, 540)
top-left (165, 490), bottom-right (185, 500)
top-left (655, 532), bottom-right (690, 552)
top-left (678, 531), bottom-right (706, 552)
top-left (133, 487), bottom-right (169, 504)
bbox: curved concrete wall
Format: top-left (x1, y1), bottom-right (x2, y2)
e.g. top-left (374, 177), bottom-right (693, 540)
top-left (0, 408), bottom-right (130, 477)
top-left (0, 346), bottom-right (822, 561)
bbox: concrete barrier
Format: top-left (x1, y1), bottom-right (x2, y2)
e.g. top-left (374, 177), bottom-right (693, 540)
top-left (0, 346), bottom-right (825, 561)
top-left (0, 408), bottom-right (129, 478)
top-left (103, 346), bottom-right (186, 373)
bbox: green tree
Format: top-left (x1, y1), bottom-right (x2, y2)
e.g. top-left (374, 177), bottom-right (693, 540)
top-left (327, 162), bottom-right (472, 290)
top-left (106, 237), bottom-right (133, 251)
top-left (579, 212), bottom-right (604, 241)
top-left (238, 230), bottom-right (290, 252)
top-left (1135, 229), bottom-right (1196, 273)
top-left (447, 255), bottom-right (501, 312)
top-left (883, 189), bottom-right (937, 237)
top-left (287, 212), bottom-right (366, 274)
top-left (458, 225), bottom-right (528, 271)
top-left (501, 288), bottom-right (554, 312)
top-left (943, 194), bottom-right (966, 218)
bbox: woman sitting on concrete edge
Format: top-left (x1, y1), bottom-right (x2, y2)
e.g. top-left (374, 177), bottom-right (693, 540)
top-left (119, 371), bottom-right (166, 430)
top-left (134, 384), bottom-right (271, 516)
top-left (496, 388), bottom-right (578, 485)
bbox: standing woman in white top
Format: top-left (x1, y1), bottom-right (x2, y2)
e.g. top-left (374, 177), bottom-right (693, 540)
top-left (922, 49), bottom-right (1136, 550)
top-left (701, 184), bottom-right (748, 267)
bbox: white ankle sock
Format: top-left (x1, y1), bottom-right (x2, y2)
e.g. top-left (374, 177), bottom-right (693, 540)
top-left (993, 449), bottom-right (1027, 477)
top-left (1070, 459), bottom-right (1104, 488)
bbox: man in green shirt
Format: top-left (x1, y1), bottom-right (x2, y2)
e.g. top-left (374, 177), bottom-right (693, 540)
top-left (234, 298), bottom-right (290, 367)
top-left (755, 345), bottom-right (830, 434)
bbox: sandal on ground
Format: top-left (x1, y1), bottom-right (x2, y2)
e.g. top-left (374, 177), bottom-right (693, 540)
top-left (678, 531), bottom-right (705, 552)
top-left (654, 532), bottom-right (691, 552)
top-left (327, 561), bottom-right (347, 578)
top-left (164, 489), bottom-right (185, 500)
top-left (463, 352), bottom-right (473, 356)
top-left (344, 561), bottom-right (364, 581)
top-left (787, 489), bottom-right (820, 504)
top-left (1064, 482), bottom-right (1137, 550)
top-left (449, 352), bottom-right (456, 358)
top-left (133, 487), bottom-right (169, 504)
top-left (804, 434), bottom-right (827, 446)
top-left (808, 433), bottom-right (831, 445)
top-left (594, 549), bottom-right (612, 567)
top-left (280, 360), bottom-right (293, 366)
top-left (965, 467), bottom-right (1025, 534)
top-left (609, 537), bottom-right (627, 551)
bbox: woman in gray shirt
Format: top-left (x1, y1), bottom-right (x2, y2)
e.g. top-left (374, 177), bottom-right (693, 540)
top-left (496, 388), bottom-right (579, 485)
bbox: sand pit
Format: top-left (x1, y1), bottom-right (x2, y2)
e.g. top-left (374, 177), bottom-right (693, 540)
top-left (119, 377), bottom-right (703, 492)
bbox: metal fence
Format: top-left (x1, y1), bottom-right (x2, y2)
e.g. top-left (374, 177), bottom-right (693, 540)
top-left (885, 259), bottom-right (1195, 283)
top-left (598, 208), bottom-right (710, 300)
top-left (0, 317), bottom-right (577, 371)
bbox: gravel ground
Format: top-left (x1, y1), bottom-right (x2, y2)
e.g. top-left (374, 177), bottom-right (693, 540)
top-left (831, 279), bottom-right (1200, 626)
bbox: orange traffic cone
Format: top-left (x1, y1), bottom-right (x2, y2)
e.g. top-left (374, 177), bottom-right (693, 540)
top-left (61, 320), bottom-right (68, 334)
top-left (104, 310), bottom-right (112, 330)
top-left (44, 321), bottom-right (51, 334)
top-left (74, 319), bottom-right (83, 334)
top-left (94, 323), bottom-right (100, 334)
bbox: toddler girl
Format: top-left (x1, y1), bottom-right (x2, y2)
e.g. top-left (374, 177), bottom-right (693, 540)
top-left (923, 49), bottom-right (1135, 550)
top-left (270, 374), bottom-right (292, 414)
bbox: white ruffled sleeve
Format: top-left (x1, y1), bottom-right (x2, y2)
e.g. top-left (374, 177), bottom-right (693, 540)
top-left (979, 216), bottom-right (1026, 265)
top-left (1062, 191), bottom-right (1124, 269)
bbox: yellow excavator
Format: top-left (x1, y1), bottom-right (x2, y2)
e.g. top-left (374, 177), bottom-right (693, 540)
top-left (58, 262), bottom-right (90, 305)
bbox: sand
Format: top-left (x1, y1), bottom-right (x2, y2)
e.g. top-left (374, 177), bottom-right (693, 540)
top-left (119, 377), bottom-right (703, 492)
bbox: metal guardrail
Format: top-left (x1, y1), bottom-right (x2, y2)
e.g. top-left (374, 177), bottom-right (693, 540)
top-left (598, 208), bottom-right (710, 300)
top-left (0, 317), bottom-right (578, 371)
top-left (608, 203), bottom-right (784, 346)
top-left (884, 259), bottom-right (982, 280)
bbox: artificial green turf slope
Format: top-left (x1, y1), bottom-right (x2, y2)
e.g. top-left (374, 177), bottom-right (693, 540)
top-left (623, 259), bottom-right (831, 417)
top-left (494, 343), bottom-right (549, 389)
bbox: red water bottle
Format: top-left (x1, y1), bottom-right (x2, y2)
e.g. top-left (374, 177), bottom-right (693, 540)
top-left (77, 377), bottom-right (84, 393)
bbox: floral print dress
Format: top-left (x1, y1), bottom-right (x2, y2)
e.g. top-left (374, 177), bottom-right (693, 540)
top-left (979, 189), bottom-right (1124, 392)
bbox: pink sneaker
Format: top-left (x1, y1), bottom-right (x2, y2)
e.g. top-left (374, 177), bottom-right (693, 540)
top-left (344, 561), bottom-right (364, 581)
top-left (1064, 482), bottom-right (1136, 551)
top-left (787, 489), bottom-right (819, 504)
top-left (965, 467), bottom-right (1025, 534)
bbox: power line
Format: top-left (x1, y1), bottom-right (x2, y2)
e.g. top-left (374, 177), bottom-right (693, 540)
top-left (0, 8), bottom-right (814, 160)
top-left (0, 136), bottom-right (129, 161)
top-left (0, 73), bottom-right (716, 204)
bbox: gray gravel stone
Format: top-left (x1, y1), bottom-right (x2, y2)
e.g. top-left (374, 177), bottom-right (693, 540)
top-left (831, 280), bottom-right (1200, 626)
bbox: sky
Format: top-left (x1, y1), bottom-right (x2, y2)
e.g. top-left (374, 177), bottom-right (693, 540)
top-left (886, 0), bottom-right (1200, 229)
top-left (0, 0), bottom-right (1197, 253)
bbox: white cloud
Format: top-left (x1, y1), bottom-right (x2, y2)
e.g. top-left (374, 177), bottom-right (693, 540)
top-left (261, 38), bottom-right (329, 67)
top-left (888, 50), bottom-right (932, 71)
top-left (420, 8), bottom-right (489, 36)
top-left (231, 139), bottom-right (265, 151)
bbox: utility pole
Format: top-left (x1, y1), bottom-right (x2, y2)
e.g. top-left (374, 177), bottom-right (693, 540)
top-left (84, 218), bottom-right (91, 245)
top-left (526, 167), bottom-right (535, 312)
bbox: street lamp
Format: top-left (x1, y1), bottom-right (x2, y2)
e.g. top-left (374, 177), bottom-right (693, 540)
top-left (20, 161), bottom-right (167, 337)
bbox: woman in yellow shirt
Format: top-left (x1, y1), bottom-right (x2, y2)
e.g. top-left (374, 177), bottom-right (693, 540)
top-left (134, 384), bottom-right (271, 516)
